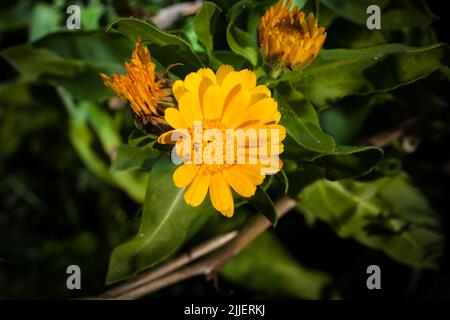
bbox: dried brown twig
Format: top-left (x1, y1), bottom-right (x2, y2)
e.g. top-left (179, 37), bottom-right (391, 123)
top-left (151, 0), bottom-right (203, 30)
top-left (100, 197), bottom-right (297, 300)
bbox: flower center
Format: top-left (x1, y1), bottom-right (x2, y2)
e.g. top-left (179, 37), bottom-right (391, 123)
top-left (276, 21), bottom-right (302, 36)
top-left (185, 120), bottom-right (232, 175)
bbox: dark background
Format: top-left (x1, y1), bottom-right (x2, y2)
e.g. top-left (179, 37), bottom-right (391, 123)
top-left (0, 0), bottom-right (449, 299)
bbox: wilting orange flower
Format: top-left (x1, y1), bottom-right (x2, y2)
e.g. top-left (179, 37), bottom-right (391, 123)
top-left (100, 42), bottom-right (174, 133)
top-left (258, 0), bottom-right (326, 69)
top-left (158, 66), bottom-right (286, 217)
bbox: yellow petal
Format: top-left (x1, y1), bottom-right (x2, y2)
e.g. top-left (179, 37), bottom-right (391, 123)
top-left (222, 203), bottom-right (234, 217)
top-left (165, 108), bottom-right (187, 129)
top-left (203, 85), bottom-right (225, 120)
top-left (250, 85), bottom-right (271, 105)
top-left (223, 166), bottom-right (256, 197)
top-left (231, 98), bottom-right (280, 127)
top-left (216, 65), bottom-right (235, 85)
top-left (209, 173), bottom-right (233, 214)
top-left (173, 80), bottom-right (188, 101)
top-left (184, 72), bottom-right (202, 93)
top-left (184, 172), bottom-right (210, 207)
top-left (158, 130), bottom-right (177, 144)
top-left (221, 71), bottom-right (243, 98)
top-left (222, 84), bottom-right (242, 112)
top-left (237, 165), bottom-right (265, 185)
top-left (252, 124), bottom-right (286, 143)
top-left (222, 90), bottom-right (251, 126)
top-left (198, 76), bottom-right (215, 113)
top-left (178, 91), bottom-right (203, 126)
top-left (197, 68), bottom-right (217, 84)
top-left (260, 158), bottom-right (283, 174)
top-left (267, 124), bottom-right (287, 142)
top-left (173, 164), bottom-right (199, 188)
top-left (236, 69), bottom-right (257, 91)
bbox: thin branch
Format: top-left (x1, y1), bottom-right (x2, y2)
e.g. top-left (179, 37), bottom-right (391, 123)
top-left (360, 106), bottom-right (446, 148)
top-left (201, 197), bottom-right (298, 277)
top-left (102, 230), bottom-right (238, 298)
top-left (151, 0), bottom-right (203, 30)
top-left (100, 196), bottom-right (297, 300)
top-left (364, 116), bottom-right (419, 148)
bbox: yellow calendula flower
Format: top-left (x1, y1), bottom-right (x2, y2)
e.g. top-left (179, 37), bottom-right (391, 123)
top-left (100, 42), bottom-right (174, 134)
top-left (258, 0), bottom-right (326, 69)
top-left (158, 66), bottom-right (286, 217)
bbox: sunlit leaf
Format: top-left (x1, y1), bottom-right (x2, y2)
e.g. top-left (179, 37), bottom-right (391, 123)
top-left (29, 3), bottom-right (62, 42)
top-left (286, 44), bottom-right (449, 109)
top-left (194, 1), bottom-right (222, 59)
top-left (225, 0), bottom-right (261, 66)
top-left (275, 82), bottom-right (336, 153)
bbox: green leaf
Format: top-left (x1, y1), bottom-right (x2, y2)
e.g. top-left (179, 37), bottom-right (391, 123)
top-left (58, 89), bottom-right (148, 203)
top-left (227, 25), bottom-right (259, 67)
top-left (287, 44), bottom-right (449, 109)
top-left (1, 45), bottom-right (84, 79)
top-left (81, 0), bottom-right (105, 30)
top-left (292, 0), bottom-right (308, 9)
top-left (317, 0), bottom-right (389, 25)
top-left (29, 3), bottom-right (62, 42)
top-left (175, 18), bottom-right (205, 54)
top-left (226, 0), bottom-right (260, 66)
top-left (441, 65), bottom-right (450, 81)
top-left (277, 170), bottom-right (289, 194)
top-left (210, 50), bottom-right (249, 70)
top-left (286, 145), bottom-right (382, 196)
top-left (112, 143), bottom-right (160, 172)
top-left (0, 0), bottom-right (32, 32)
top-left (35, 32), bottom-right (132, 76)
top-left (275, 82), bottom-right (336, 153)
top-left (318, 0), bottom-right (432, 29)
top-left (248, 187), bottom-right (277, 225)
top-left (221, 231), bottom-right (333, 299)
top-left (320, 93), bottom-right (396, 144)
top-left (382, 8), bottom-right (433, 30)
top-left (107, 18), bottom-right (204, 77)
top-left (312, 145), bottom-right (383, 180)
top-left (299, 173), bottom-right (444, 269)
top-left (193, 2), bottom-right (222, 59)
top-left (2, 32), bottom-right (133, 101)
top-left (127, 129), bottom-right (154, 147)
top-left (106, 159), bottom-right (214, 283)
top-left (77, 101), bottom-right (121, 155)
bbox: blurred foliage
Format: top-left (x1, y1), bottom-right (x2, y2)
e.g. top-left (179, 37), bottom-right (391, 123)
top-left (0, 0), bottom-right (449, 299)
